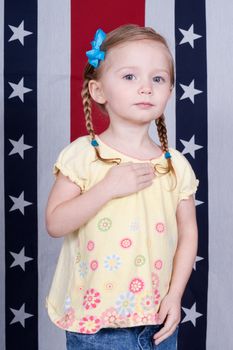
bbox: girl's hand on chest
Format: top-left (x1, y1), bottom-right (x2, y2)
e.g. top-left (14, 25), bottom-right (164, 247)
top-left (102, 162), bottom-right (156, 199)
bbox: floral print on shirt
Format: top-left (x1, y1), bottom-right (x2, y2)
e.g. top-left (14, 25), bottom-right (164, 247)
top-left (129, 278), bottom-right (144, 293)
top-left (78, 261), bottom-right (88, 278)
top-left (78, 315), bottom-right (101, 333)
top-left (56, 307), bottom-right (75, 329)
top-left (97, 217), bottom-right (112, 231)
top-left (83, 288), bottom-right (101, 310)
top-left (115, 291), bottom-right (135, 317)
top-left (104, 254), bottom-right (121, 271)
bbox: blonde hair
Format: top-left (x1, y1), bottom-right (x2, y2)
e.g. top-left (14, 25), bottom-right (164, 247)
top-left (81, 24), bottom-right (176, 181)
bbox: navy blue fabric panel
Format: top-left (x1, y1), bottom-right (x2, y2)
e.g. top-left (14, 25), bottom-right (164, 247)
top-left (175, 1), bottom-right (208, 349)
top-left (4, 0), bottom-right (38, 349)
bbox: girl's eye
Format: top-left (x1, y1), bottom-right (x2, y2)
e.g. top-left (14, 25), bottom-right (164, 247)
top-left (123, 74), bottom-right (136, 81)
top-left (153, 76), bottom-right (165, 83)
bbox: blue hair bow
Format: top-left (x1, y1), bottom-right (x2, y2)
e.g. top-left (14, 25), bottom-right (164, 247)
top-left (86, 29), bottom-right (106, 68)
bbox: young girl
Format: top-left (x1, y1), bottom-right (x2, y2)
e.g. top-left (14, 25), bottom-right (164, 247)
top-left (46, 24), bottom-right (199, 350)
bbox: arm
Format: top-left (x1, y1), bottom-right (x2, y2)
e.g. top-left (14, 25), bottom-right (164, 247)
top-left (153, 195), bottom-right (198, 345)
top-left (46, 163), bottom-right (155, 238)
top-left (46, 171), bottom-right (112, 238)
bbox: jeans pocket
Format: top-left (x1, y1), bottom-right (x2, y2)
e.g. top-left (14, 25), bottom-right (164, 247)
top-left (66, 330), bottom-right (99, 350)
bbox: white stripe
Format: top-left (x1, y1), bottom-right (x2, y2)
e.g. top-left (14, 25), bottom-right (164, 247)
top-left (0, 0), bottom-right (5, 347)
top-left (145, 0), bottom-right (176, 148)
top-left (206, 1), bottom-right (233, 349)
top-left (38, 1), bottom-right (70, 349)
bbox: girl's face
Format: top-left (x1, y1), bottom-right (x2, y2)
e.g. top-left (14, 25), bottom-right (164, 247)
top-left (89, 39), bottom-right (173, 127)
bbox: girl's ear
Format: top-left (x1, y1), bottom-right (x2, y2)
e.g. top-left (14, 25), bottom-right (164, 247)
top-left (88, 80), bottom-right (106, 104)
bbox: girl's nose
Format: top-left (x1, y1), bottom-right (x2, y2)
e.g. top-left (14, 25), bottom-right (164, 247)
top-left (138, 84), bottom-right (152, 95)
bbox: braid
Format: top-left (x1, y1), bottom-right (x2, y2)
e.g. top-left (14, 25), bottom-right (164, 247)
top-left (155, 115), bottom-right (176, 186)
top-left (81, 78), bottom-right (95, 139)
top-left (155, 114), bottom-right (169, 153)
top-left (81, 77), bottom-right (121, 165)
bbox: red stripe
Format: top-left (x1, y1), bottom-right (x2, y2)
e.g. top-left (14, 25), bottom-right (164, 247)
top-left (71, 0), bottom-right (145, 141)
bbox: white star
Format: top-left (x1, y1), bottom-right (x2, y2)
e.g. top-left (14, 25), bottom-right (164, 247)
top-left (193, 256), bottom-right (204, 270)
top-left (182, 303), bottom-right (203, 326)
top-left (179, 24), bottom-right (202, 48)
top-left (180, 135), bottom-right (203, 159)
top-left (9, 191), bottom-right (33, 215)
top-left (179, 79), bottom-right (203, 104)
top-left (8, 77), bottom-right (32, 102)
top-left (8, 20), bottom-right (33, 46)
top-left (195, 199), bottom-right (204, 206)
top-left (9, 135), bottom-right (32, 159)
top-left (9, 247), bottom-right (33, 271)
top-left (10, 303), bottom-right (33, 327)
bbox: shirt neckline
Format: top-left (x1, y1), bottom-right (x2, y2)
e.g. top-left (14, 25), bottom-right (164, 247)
top-left (95, 135), bottom-right (165, 162)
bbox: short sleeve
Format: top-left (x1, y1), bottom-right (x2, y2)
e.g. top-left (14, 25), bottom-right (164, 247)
top-left (178, 160), bottom-right (199, 202)
top-left (53, 142), bottom-right (88, 192)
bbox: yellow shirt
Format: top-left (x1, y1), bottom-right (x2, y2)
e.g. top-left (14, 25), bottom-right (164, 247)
top-left (47, 135), bottom-right (199, 334)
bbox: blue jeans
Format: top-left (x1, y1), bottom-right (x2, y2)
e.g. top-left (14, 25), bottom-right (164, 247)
top-left (66, 325), bottom-right (178, 350)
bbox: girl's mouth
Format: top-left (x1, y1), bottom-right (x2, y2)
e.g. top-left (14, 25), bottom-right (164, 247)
top-left (134, 102), bottom-right (154, 109)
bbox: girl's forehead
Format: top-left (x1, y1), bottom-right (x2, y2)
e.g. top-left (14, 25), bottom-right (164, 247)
top-left (104, 39), bottom-right (171, 68)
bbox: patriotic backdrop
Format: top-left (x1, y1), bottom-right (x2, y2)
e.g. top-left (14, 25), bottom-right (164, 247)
top-left (1, 0), bottom-right (233, 349)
